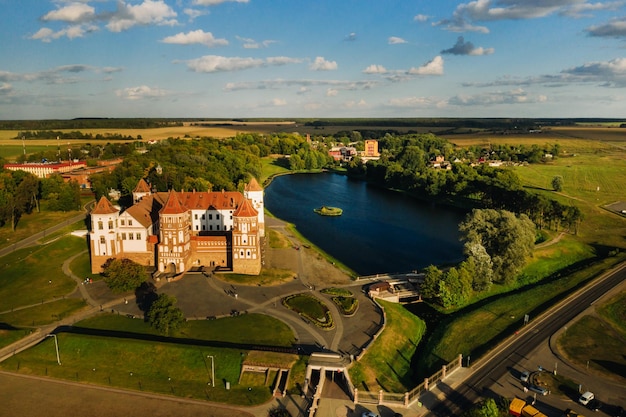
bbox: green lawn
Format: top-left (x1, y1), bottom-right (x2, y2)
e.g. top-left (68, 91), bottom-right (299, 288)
top-left (69, 250), bottom-right (102, 281)
top-left (0, 333), bottom-right (273, 405)
top-left (349, 300), bottom-right (426, 393)
top-left (0, 235), bottom-right (85, 310)
top-left (76, 312), bottom-right (296, 347)
top-left (0, 298), bottom-right (87, 327)
top-left (260, 157), bottom-right (290, 183)
top-left (0, 212), bottom-right (86, 251)
top-left (216, 268), bottom-right (294, 286)
top-left (283, 294), bottom-right (330, 324)
top-left (0, 328), bottom-right (34, 350)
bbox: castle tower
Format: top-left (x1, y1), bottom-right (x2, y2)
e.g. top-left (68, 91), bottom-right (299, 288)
top-left (232, 198), bottom-right (261, 275)
top-left (90, 196), bottom-right (120, 273)
top-left (132, 178), bottom-right (152, 203)
top-left (244, 178), bottom-right (265, 237)
top-left (157, 191), bottom-right (191, 274)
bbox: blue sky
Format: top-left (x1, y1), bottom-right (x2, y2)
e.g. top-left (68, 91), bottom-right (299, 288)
top-left (1, 0), bottom-right (626, 119)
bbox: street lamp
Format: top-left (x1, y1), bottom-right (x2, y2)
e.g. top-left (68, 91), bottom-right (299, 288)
top-left (207, 355), bottom-right (215, 387)
top-left (46, 334), bottom-right (61, 365)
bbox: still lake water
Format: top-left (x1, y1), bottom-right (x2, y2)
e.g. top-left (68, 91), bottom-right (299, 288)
top-left (265, 173), bottom-right (466, 276)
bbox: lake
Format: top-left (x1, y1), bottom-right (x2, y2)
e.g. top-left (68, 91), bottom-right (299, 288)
top-left (265, 173), bottom-right (466, 276)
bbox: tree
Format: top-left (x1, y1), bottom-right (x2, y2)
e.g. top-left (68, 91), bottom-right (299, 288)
top-left (460, 209), bottom-right (535, 284)
top-left (102, 258), bottom-right (148, 292)
top-left (147, 293), bottom-right (185, 335)
top-left (421, 265), bottom-right (443, 300)
top-left (462, 398), bottom-right (500, 417)
top-left (552, 175), bottom-right (563, 192)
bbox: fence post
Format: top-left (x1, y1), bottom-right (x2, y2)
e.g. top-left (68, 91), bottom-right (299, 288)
top-left (458, 353), bottom-right (463, 368)
top-left (354, 388), bottom-right (358, 404)
top-left (424, 377), bottom-right (429, 391)
top-left (442, 365), bottom-right (447, 379)
top-left (378, 390), bottom-right (384, 405)
top-left (404, 392), bottom-right (409, 407)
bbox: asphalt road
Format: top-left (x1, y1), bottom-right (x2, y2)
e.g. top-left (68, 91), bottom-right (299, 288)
top-left (426, 262), bottom-right (626, 417)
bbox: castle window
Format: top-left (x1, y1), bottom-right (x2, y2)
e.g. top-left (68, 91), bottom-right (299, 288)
top-left (216, 214), bottom-right (220, 220)
top-left (122, 233), bottom-right (126, 240)
top-left (230, 215), bottom-right (233, 220)
top-left (209, 214), bottom-right (212, 220)
top-left (108, 220), bottom-right (114, 229)
top-left (128, 220), bottom-right (133, 226)
top-left (98, 221), bottom-right (103, 230)
top-left (210, 225), bottom-right (213, 231)
top-left (121, 219), bottom-right (125, 226)
top-left (194, 214), bottom-right (198, 220)
top-left (129, 233), bottom-right (134, 240)
top-left (247, 250), bottom-right (251, 257)
top-left (195, 225), bottom-right (199, 231)
top-left (202, 214), bottom-right (205, 220)
top-left (202, 225), bottom-right (206, 231)
top-left (217, 225), bottom-right (220, 231)
top-left (100, 236), bottom-right (105, 244)
top-left (136, 233), bottom-right (141, 240)
top-left (240, 250), bottom-right (244, 257)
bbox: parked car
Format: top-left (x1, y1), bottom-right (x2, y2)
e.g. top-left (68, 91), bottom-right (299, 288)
top-left (520, 371), bottom-right (530, 383)
top-left (528, 385), bottom-right (548, 396)
top-left (579, 391), bottom-right (595, 406)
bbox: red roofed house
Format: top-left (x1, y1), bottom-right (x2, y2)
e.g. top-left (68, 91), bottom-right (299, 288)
top-left (89, 178), bottom-right (264, 276)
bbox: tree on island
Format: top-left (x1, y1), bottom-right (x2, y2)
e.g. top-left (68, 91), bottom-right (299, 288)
top-left (102, 258), bottom-right (148, 292)
top-left (147, 293), bottom-right (185, 335)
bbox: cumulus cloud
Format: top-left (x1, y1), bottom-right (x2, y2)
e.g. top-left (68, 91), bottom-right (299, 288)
top-left (42, 2), bottom-right (95, 23)
top-left (408, 56), bottom-right (444, 75)
top-left (414, 14), bottom-right (430, 22)
top-left (272, 98), bottom-right (287, 106)
top-left (326, 88), bottom-right (338, 97)
top-left (586, 16), bottom-right (626, 38)
top-left (363, 65), bottom-right (388, 74)
top-left (106, 0), bottom-right (178, 32)
top-left (449, 89), bottom-right (548, 106)
top-left (388, 36), bottom-right (407, 44)
top-left (0, 83), bottom-right (13, 95)
top-left (161, 30), bottom-right (228, 47)
top-left (115, 85), bottom-right (168, 100)
top-left (184, 8), bottom-right (208, 20)
top-left (30, 24), bottom-right (98, 42)
top-left (193, 0), bottom-right (249, 5)
top-left (223, 78), bottom-right (378, 92)
top-left (0, 65), bottom-right (117, 84)
top-left (310, 57), bottom-right (338, 71)
top-left (441, 36), bottom-right (494, 56)
top-left (561, 57), bottom-right (626, 86)
top-left (345, 32), bottom-right (357, 41)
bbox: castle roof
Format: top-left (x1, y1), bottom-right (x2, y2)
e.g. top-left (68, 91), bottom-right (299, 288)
top-left (180, 190), bottom-right (243, 210)
top-left (91, 196), bottom-right (118, 215)
top-left (245, 178), bottom-right (263, 192)
top-left (233, 197), bottom-right (258, 218)
top-left (160, 190), bottom-right (188, 215)
top-left (133, 178), bottom-right (151, 194)
top-left (124, 193), bottom-right (166, 228)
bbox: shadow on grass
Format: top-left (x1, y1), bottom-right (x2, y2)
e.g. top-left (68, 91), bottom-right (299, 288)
top-left (54, 325), bottom-right (298, 354)
top-left (0, 323), bottom-right (19, 330)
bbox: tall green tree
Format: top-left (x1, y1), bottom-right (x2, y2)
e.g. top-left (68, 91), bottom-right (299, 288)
top-left (147, 293), bottom-right (185, 335)
top-left (552, 175), bottom-right (563, 192)
top-left (102, 258), bottom-right (148, 292)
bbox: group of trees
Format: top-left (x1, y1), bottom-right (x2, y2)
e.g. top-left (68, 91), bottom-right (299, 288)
top-left (102, 258), bottom-right (185, 335)
top-left (421, 209), bottom-right (536, 309)
top-left (0, 169), bottom-right (81, 230)
top-left (345, 134), bottom-right (581, 234)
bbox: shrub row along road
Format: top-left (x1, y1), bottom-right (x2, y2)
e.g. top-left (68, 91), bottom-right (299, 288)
top-left (426, 261), bottom-right (626, 417)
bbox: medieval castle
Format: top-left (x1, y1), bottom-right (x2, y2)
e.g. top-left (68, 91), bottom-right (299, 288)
top-left (89, 178), bottom-right (265, 276)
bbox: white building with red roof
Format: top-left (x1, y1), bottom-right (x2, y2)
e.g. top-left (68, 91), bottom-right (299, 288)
top-left (89, 178), bottom-right (264, 276)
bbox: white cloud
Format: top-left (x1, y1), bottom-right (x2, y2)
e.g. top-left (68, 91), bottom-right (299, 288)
top-left (106, 0), bottom-right (178, 32)
top-left (42, 2), bottom-right (95, 23)
top-left (344, 99), bottom-right (368, 109)
top-left (266, 57), bottom-right (303, 65)
top-left (562, 57), bottom-right (626, 86)
top-left (0, 83), bottom-right (13, 95)
top-left (388, 96), bottom-right (447, 108)
top-left (388, 36), bottom-right (407, 44)
top-left (185, 55), bottom-right (264, 73)
top-left (184, 8), bottom-right (208, 20)
top-left (236, 36), bottom-right (277, 49)
top-left (193, 0), bottom-right (249, 5)
top-left (363, 65), bottom-right (387, 74)
top-left (30, 24), bottom-right (98, 42)
top-left (345, 32), bottom-right (357, 41)
top-left (115, 85), bottom-right (168, 100)
top-left (161, 30), bottom-right (228, 47)
top-left (223, 78), bottom-right (378, 92)
top-left (272, 98), bottom-right (287, 106)
top-left (414, 14), bottom-right (430, 22)
top-left (310, 56), bottom-right (337, 71)
top-left (561, 1), bottom-right (624, 18)
top-left (408, 56), bottom-right (444, 75)
top-left (326, 88), bottom-right (338, 97)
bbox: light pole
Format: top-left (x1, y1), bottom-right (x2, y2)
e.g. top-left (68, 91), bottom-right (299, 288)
top-left (207, 355), bottom-right (215, 387)
top-left (46, 334), bottom-right (61, 365)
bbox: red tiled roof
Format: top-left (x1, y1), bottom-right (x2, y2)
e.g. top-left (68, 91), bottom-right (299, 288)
top-left (245, 178), bottom-right (263, 192)
top-left (160, 190), bottom-right (188, 215)
top-left (91, 196), bottom-right (118, 215)
top-left (233, 198), bottom-right (258, 218)
top-left (133, 178), bottom-right (151, 194)
top-left (179, 190), bottom-right (243, 210)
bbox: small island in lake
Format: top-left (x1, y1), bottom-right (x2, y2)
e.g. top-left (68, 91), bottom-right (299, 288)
top-left (314, 206), bottom-right (343, 216)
